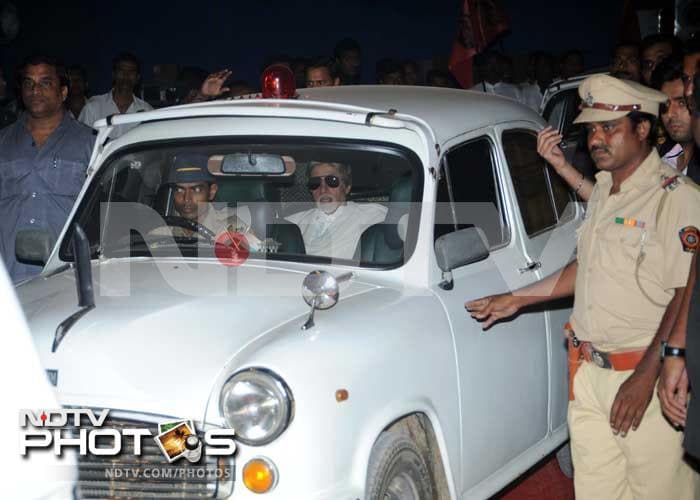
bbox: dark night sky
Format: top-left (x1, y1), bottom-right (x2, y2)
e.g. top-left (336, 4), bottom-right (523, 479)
top-left (3, 0), bottom-right (623, 92)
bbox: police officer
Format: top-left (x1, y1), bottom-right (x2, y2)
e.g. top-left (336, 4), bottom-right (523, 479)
top-left (466, 74), bottom-right (700, 499)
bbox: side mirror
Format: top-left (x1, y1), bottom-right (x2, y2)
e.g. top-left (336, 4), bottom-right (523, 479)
top-left (300, 270), bottom-right (353, 330)
top-left (434, 227), bottom-right (490, 290)
top-left (15, 228), bottom-right (54, 265)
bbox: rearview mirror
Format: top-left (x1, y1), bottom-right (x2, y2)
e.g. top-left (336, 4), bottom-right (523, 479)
top-left (208, 154), bottom-right (296, 176)
top-left (16, 228), bottom-right (54, 265)
top-left (434, 227), bottom-right (489, 289)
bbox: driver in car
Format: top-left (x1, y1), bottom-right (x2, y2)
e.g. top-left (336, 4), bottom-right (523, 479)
top-left (155, 153), bottom-right (261, 248)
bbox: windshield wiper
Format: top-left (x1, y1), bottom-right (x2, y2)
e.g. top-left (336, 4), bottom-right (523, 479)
top-left (103, 235), bottom-right (216, 259)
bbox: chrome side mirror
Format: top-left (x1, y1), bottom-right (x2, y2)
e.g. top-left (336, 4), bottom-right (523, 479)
top-left (301, 270), bottom-right (352, 330)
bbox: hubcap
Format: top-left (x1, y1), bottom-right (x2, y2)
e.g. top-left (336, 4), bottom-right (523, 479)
top-left (383, 471), bottom-right (421, 500)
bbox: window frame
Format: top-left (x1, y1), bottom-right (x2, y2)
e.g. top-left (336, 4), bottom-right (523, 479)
top-left (500, 127), bottom-right (576, 239)
top-left (58, 135), bottom-right (425, 270)
top-left (435, 134), bottom-right (511, 252)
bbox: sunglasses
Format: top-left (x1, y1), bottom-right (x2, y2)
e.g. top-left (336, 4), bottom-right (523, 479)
top-left (307, 174), bottom-right (342, 190)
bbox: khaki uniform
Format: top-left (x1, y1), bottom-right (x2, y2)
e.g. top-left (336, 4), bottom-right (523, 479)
top-left (570, 149), bottom-right (700, 499)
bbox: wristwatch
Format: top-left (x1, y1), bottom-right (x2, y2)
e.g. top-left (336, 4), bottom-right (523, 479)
top-left (660, 341), bottom-right (686, 361)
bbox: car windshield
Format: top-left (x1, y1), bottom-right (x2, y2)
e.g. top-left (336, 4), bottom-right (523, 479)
top-left (60, 138), bottom-right (423, 268)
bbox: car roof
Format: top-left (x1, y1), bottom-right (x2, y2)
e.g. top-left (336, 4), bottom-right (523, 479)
top-left (296, 85), bottom-right (542, 144)
top-left (543, 70), bottom-right (608, 96)
top-left (98, 86), bottom-right (543, 150)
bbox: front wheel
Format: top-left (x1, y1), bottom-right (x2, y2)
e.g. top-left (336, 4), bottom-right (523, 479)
top-left (556, 442), bottom-right (574, 479)
top-left (366, 431), bottom-right (435, 500)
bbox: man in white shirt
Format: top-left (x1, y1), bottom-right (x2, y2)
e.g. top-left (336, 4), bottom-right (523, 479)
top-left (520, 51), bottom-right (556, 112)
top-left (79, 52), bottom-right (152, 139)
top-left (286, 161), bottom-right (387, 259)
top-left (651, 56), bottom-right (700, 183)
top-left (470, 53), bottom-right (522, 102)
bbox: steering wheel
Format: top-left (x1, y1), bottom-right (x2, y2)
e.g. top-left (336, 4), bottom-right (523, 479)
top-left (162, 215), bottom-right (217, 244)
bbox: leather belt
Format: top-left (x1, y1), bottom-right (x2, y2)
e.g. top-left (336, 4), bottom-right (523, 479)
top-left (565, 323), bottom-right (646, 401)
top-left (580, 343), bottom-right (644, 371)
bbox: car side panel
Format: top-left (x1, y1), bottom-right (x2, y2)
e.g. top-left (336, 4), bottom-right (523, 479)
top-left (203, 287), bottom-right (460, 499)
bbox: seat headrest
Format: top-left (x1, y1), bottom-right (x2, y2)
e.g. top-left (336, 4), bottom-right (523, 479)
top-left (214, 179), bottom-right (279, 204)
top-left (390, 176), bottom-right (412, 203)
top-left (384, 175), bottom-right (413, 249)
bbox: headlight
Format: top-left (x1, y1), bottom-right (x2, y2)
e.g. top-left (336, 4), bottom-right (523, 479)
top-left (220, 368), bottom-right (293, 446)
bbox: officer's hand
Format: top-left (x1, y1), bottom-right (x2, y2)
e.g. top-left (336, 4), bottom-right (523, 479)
top-left (464, 293), bottom-right (519, 330)
top-left (537, 127), bottom-right (567, 171)
top-left (200, 69), bottom-right (232, 98)
top-left (658, 358), bottom-right (688, 427)
top-left (610, 369), bottom-right (657, 437)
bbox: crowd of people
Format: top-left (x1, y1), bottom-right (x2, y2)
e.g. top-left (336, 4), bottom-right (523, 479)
top-left (0, 37), bottom-right (590, 130)
top-left (4, 30), bottom-right (700, 500)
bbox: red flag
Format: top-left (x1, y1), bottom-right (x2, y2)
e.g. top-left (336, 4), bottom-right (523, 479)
top-left (449, 0), bottom-right (510, 88)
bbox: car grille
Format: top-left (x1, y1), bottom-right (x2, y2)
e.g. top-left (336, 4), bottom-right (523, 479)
top-left (71, 414), bottom-right (234, 499)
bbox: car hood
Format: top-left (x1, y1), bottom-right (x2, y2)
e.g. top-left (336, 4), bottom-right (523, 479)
top-left (18, 259), bottom-right (375, 420)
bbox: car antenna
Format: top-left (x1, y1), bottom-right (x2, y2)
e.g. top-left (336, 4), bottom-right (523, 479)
top-left (52, 224), bottom-right (96, 352)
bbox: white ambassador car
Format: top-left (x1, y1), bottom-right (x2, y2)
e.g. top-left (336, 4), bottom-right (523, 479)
top-left (16, 85), bottom-right (580, 499)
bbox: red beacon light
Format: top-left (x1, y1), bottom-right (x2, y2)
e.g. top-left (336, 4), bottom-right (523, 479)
top-left (261, 64), bottom-right (296, 99)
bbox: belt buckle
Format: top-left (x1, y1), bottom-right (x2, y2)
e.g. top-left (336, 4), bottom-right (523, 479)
top-left (591, 349), bottom-right (611, 369)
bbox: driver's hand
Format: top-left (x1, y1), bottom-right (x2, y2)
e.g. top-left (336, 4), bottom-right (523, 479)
top-left (225, 222), bottom-right (263, 252)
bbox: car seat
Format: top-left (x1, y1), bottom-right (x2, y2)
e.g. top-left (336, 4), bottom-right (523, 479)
top-left (354, 176), bottom-right (412, 264)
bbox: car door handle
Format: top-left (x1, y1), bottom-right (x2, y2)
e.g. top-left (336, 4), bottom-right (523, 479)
top-left (518, 261), bottom-right (542, 274)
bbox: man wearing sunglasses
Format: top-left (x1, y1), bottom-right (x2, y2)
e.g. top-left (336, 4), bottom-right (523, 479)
top-left (286, 161), bottom-right (387, 259)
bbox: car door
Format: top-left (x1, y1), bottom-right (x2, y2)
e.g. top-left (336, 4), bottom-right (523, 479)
top-left (430, 130), bottom-right (549, 494)
top-left (497, 124), bottom-right (581, 431)
top-left (541, 81), bottom-right (597, 180)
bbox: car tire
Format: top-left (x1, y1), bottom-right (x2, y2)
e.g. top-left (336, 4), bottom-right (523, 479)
top-left (366, 430), bottom-right (435, 500)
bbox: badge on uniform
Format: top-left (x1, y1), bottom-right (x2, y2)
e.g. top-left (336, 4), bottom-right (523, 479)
top-left (679, 226), bottom-right (699, 253)
top-left (662, 175), bottom-right (681, 191)
top-left (615, 216), bottom-right (645, 229)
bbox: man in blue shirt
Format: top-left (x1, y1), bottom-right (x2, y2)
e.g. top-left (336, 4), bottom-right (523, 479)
top-left (0, 55), bottom-right (95, 282)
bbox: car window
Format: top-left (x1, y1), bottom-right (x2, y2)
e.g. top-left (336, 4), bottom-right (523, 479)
top-left (543, 90), bottom-right (567, 129)
top-left (502, 130), bottom-right (564, 236)
top-left (543, 87), bottom-right (584, 139)
top-left (550, 161), bottom-right (576, 221)
top-left (434, 137), bottom-right (509, 249)
top-left (59, 138), bottom-right (423, 268)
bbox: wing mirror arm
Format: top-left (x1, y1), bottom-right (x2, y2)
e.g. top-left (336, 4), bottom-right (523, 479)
top-left (439, 271), bottom-right (454, 290)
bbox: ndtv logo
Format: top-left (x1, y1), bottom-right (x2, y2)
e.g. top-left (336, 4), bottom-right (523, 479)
top-left (19, 409), bottom-right (236, 462)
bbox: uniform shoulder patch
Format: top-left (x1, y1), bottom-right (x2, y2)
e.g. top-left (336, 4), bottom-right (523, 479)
top-left (679, 226), bottom-right (699, 253)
